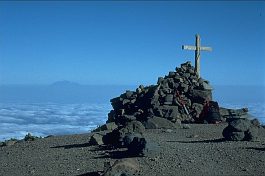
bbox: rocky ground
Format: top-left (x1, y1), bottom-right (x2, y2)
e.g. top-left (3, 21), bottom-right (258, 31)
top-left (1, 123), bottom-right (265, 176)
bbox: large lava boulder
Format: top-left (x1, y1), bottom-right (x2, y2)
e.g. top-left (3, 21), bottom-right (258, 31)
top-left (222, 118), bottom-right (261, 141)
top-left (102, 120), bottom-right (147, 156)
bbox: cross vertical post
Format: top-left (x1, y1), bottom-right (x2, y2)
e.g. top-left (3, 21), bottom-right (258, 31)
top-left (182, 34), bottom-right (212, 78)
top-left (195, 34), bottom-right (201, 78)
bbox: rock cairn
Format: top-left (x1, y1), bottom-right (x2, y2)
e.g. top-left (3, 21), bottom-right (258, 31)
top-left (107, 61), bottom-right (213, 126)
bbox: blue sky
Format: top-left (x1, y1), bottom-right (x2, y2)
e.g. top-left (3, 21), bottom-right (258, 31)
top-left (0, 1), bottom-right (264, 86)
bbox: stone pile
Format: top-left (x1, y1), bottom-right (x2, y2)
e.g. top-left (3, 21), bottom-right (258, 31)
top-left (107, 61), bottom-right (213, 126)
top-left (89, 120), bottom-right (147, 156)
top-left (222, 118), bottom-right (261, 141)
top-left (102, 120), bottom-right (147, 156)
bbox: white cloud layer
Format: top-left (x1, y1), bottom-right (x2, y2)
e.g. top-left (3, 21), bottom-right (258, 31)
top-left (0, 102), bottom-right (264, 141)
top-left (0, 103), bottom-right (111, 141)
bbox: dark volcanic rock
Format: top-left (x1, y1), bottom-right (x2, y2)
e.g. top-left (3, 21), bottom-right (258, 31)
top-left (251, 118), bottom-right (261, 127)
top-left (189, 89), bottom-right (212, 104)
top-left (93, 122), bottom-right (118, 132)
top-left (244, 127), bottom-right (259, 142)
top-left (222, 118), bottom-right (262, 141)
top-left (144, 116), bottom-right (177, 129)
top-left (89, 133), bottom-right (104, 145)
top-left (219, 107), bottom-right (249, 121)
top-left (223, 130), bottom-right (245, 141)
top-left (200, 101), bottom-right (222, 124)
top-left (102, 121), bottom-right (146, 148)
top-left (229, 119), bottom-right (251, 132)
top-left (101, 120), bottom-right (149, 156)
top-left (125, 120), bottom-right (145, 134)
top-left (127, 134), bottom-right (147, 156)
top-left (103, 158), bottom-right (140, 176)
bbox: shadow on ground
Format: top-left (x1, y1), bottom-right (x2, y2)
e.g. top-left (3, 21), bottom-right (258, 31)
top-left (76, 171), bottom-right (102, 176)
top-left (51, 143), bottom-right (91, 149)
top-left (88, 145), bottom-right (141, 159)
top-left (245, 147), bottom-right (265, 151)
top-left (167, 138), bottom-right (226, 143)
top-left (93, 150), bottom-right (132, 159)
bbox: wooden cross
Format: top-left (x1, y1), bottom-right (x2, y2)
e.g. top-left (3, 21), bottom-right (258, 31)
top-left (182, 34), bottom-right (212, 78)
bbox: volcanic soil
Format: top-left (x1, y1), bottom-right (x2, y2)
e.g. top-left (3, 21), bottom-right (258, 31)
top-left (1, 123), bottom-right (265, 176)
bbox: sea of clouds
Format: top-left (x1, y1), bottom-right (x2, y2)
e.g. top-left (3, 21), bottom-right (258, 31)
top-left (0, 103), bottom-right (111, 141)
top-left (0, 101), bottom-right (264, 141)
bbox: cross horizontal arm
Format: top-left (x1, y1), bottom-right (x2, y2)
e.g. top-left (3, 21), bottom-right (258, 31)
top-left (200, 46), bottom-right (212, 51)
top-left (182, 45), bottom-right (212, 51)
top-left (182, 45), bottom-right (196, 50)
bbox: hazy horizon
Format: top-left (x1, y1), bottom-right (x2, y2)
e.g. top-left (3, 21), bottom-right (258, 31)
top-left (1, 80), bottom-right (265, 87)
top-left (0, 82), bottom-right (264, 104)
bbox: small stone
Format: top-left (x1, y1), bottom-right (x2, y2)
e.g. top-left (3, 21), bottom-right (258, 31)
top-left (157, 77), bottom-right (164, 84)
top-left (244, 127), bottom-right (259, 141)
top-left (242, 168), bottom-right (248, 171)
top-left (121, 115), bottom-right (137, 122)
top-left (188, 159), bottom-right (195, 163)
top-left (136, 87), bottom-right (142, 94)
top-left (122, 99), bottom-right (130, 105)
top-left (125, 90), bottom-right (134, 98)
top-left (118, 109), bottom-right (125, 115)
top-left (130, 98), bottom-right (136, 104)
top-left (202, 82), bottom-right (213, 90)
top-left (190, 89), bottom-right (212, 103)
top-left (220, 108), bottom-right (248, 119)
top-left (164, 94), bottom-right (173, 104)
top-left (89, 133), bottom-right (104, 145)
top-left (103, 158), bottom-right (140, 176)
top-left (100, 122), bottom-right (118, 131)
top-left (165, 129), bottom-right (173, 133)
top-left (229, 119), bottom-right (251, 132)
top-left (144, 116), bottom-right (177, 129)
top-left (139, 85), bottom-right (144, 90)
top-left (150, 157), bottom-right (159, 162)
top-left (176, 77), bottom-right (184, 83)
top-left (127, 135), bottom-right (147, 156)
top-left (182, 124), bottom-right (191, 129)
top-left (168, 71), bottom-right (175, 77)
top-left (187, 134), bottom-right (199, 138)
top-left (125, 120), bottom-right (145, 134)
top-left (251, 118), bottom-right (260, 127)
top-left (223, 126), bottom-right (245, 141)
